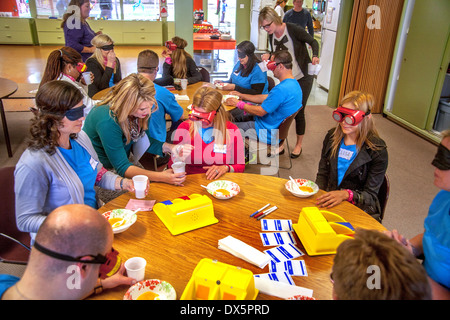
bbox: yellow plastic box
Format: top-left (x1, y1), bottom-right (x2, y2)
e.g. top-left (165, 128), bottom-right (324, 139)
top-left (180, 258), bottom-right (258, 300)
top-left (292, 207), bottom-right (355, 256)
top-left (153, 194), bottom-right (218, 235)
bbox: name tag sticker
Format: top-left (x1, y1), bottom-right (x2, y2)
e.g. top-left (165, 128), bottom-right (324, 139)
top-left (89, 157), bottom-right (99, 170)
top-left (213, 144), bottom-right (227, 154)
top-left (338, 148), bottom-right (354, 160)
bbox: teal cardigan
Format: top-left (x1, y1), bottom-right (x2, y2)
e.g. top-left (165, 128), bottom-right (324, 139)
top-left (83, 104), bottom-right (164, 177)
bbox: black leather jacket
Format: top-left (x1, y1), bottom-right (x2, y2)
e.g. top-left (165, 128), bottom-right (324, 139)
top-left (316, 128), bottom-right (388, 221)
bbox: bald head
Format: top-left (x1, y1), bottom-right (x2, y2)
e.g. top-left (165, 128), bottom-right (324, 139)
top-left (34, 204), bottom-right (112, 260)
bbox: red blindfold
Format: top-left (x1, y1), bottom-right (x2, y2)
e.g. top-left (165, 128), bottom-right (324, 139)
top-left (76, 62), bottom-right (87, 73)
top-left (189, 108), bottom-right (216, 125)
top-left (267, 61), bottom-right (280, 71)
top-left (165, 41), bottom-right (177, 51)
top-left (332, 106), bottom-right (370, 126)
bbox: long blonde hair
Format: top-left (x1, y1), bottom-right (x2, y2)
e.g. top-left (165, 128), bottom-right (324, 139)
top-left (100, 73), bottom-right (157, 144)
top-left (330, 91), bottom-right (380, 158)
top-left (171, 36), bottom-right (192, 79)
top-left (90, 34), bottom-right (117, 73)
top-left (189, 87), bottom-right (230, 145)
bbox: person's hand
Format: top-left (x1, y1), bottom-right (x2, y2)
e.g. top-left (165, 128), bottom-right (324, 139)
top-left (203, 165), bottom-right (228, 180)
top-left (121, 178), bottom-right (135, 193)
top-left (229, 90), bottom-right (243, 98)
top-left (225, 97), bottom-right (239, 106)
top-left (106, 50), bottom-right (116, 68)
top-left (222, 83), bottom-right (235, 91)
top-left (316, 190), bottom-right (349, 208)
top-left (162, 168), bottom-right (186, 186)
top-left (101, 263), bottom-right (136, 290)
top-left (171, 144), bottom-right (194, 162)
top-left (312, 56), bottom-right (320, 65)
top-left (383, 229), bottom-right (414, 255)
top-left (261, 53), bottom-right (270, 61)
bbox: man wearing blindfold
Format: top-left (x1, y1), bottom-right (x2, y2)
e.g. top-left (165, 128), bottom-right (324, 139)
top-left (385, 130), bottom-right (450, 299)
top-left (1, 204), bottom-right (135, 300)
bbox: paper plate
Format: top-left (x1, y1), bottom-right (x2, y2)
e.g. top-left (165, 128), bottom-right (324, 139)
top-left (102, 209), bottom-right (137, 234)
top-left (206, 180), bottom-right (240, 200)
top-left (222, 95), bottom-right (239, 103)
top-left (123, 279), bottom-right (176, 300)
top-left (285, 179), bottom-right (319, 198)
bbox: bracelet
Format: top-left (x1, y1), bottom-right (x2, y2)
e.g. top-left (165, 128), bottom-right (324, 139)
top-left (120, 178), bottom-right (124, 190)
top-left (94, 279), bottom-right (103, 295)
top-left (346, 189), bottom-right (354, 204)
top-left (236, 101), bottom-right (245, 110)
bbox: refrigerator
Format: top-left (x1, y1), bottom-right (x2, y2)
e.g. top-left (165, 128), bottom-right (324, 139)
top-left (250, 0), bottom-right (276, 51)
top-left (316, 0), bottom-right (341, 90)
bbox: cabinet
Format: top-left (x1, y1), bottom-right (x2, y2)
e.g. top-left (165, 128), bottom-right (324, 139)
top-left (35, 19), bottom-right (64, 45)
top-left (0, 18), bottom-right (33, 44)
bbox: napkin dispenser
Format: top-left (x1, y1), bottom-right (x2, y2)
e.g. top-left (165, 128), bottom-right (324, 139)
top-left (153, 194), bottom-right (218, 235)
top-left (180, 258), bottom-right (258, 300)
top-left (292, 207), bottom-right (354, 256)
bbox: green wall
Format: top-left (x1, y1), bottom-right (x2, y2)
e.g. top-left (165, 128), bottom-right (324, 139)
top-left (175, 1), bottom-right (194, 56)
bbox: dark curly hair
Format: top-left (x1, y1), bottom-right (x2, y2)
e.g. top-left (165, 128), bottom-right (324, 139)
top-left (28, 81), bottom-right (84, 155)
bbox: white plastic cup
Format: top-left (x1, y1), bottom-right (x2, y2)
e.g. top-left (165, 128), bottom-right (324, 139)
top-left (132, 175), bottom-right (148, 199)
top-left (172, 161), bottom-right (186, 176)
top-left (82, 72), bottom-right (92, 85)
top-left (180, 79), bottom-right (188, 90)
top-left (314, 64), bottom-right (322, 75)
top-left (307, 63), bottom-right (315, 75)
top-left (125, 257), bottom-right (146, 281)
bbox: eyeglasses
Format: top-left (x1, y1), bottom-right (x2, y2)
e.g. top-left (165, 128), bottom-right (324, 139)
top-left (267, 61), bottom-right (281, 71)
top-left (260, 21), bottom-right (273, 30)
top-left (33, 241), bottom-right (121, 279)
top-left (188, 107), bottom-right (218, 126)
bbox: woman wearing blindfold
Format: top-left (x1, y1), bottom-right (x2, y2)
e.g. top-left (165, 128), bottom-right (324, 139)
top-left (158, 36), bottom-right (202, 87)
top-left (14, 81), bottom-right (136, 245)
top-left (315, 91), bottom-right (388, 222)
top-left (169, 87), bottom-right (245, 180)
top-left (86, 34), bottom-right (122, 98)
top-left (40, 46), bottom-right (97, 118)
top-left (384, 130), bottom-right (450, 299)
top-left (83, 73), bottom-right (193, 186)
top-left (214, 41), bottom-right (269, 95)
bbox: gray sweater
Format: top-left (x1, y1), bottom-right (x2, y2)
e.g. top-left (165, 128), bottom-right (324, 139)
top-left (14, 131), bottom-right (118, 243)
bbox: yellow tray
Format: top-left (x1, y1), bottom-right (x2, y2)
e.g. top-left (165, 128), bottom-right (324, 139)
top-left (153, 194), bottom-right (218, 235)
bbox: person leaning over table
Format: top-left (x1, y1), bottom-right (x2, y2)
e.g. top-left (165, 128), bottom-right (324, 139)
top-left (86, 34), bottom-right (122, 98)
top-left (1, 204), bottom-right (136, 300)
top-left (61, 0), bottom-right (101, 62)
top-left (169, 86), bottom-right (245, 180)
top-left (384, 130), bottom-right (450, 300)
top-left (214, 40), bottom-right (269, 95)
top-left (315, 91), bottom-right (388, 222)
top-left (226, 50), bottom-right (302, 153)
top-left (137, 49), bottom-right (184, 145)
top-left (156, 36), bottom-right (202, 87)
top-left (331, 228), bottom-right (431, 300)
top-left (83, 73), bottom-right (193, 186)
top-left (14, 81), bottom-right (136, 245)
top-left (39, 46), bottom-right (97, 118)
top-left (259, 6), bottom-right (319, 158)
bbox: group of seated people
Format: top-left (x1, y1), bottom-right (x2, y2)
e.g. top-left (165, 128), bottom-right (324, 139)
top-left (1, 6), bottom-right (448, 301)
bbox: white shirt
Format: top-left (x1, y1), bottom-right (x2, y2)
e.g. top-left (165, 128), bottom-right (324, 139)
top-left (272, 28), bottom-right (304, 80)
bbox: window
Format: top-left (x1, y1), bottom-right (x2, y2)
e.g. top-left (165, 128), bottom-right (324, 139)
top-left (122, 0), bottom-right (174, 21)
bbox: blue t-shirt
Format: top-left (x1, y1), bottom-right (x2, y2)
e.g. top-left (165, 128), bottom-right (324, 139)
top-left (423, 190), bottom-right (450, 289)
top-left (337, 139), bottom-right (358, 186)
top-left (230, 61), bottom-right (269, 94)
top-left (148, 84), bottom-right (184, 142)
top-left (0, 274), bottom-right (20, 298)
top-left (255, 78), bottom-right (302, 144)
top-left (58, 139), bottom-right (97, 209)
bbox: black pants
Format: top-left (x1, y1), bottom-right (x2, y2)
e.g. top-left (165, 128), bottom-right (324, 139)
top-left (295, 75), bottom-right (314, 136)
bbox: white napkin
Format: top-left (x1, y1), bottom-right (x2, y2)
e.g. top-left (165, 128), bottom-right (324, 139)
top-left (254, 277), bottom-right (313, 299)
top-left (218, 235), bottom-right (271, 269)
top-left (174, 94), bottom-right (190, 101)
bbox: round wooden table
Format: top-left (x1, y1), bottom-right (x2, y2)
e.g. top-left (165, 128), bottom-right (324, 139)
top-left (92, 173), bottom-right (385, 300)
top-left (0, 77), bottom-right (18, 157)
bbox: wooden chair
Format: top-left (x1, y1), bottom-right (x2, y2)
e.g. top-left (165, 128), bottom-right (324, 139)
top-left (378, 173), bottom-right (390, 222)
top-left (198, 67), bottom-right (211, 83)
top-left (267, 76), bottom-right (275, 92)
top-left (0, 167), bottom-right (31, 265)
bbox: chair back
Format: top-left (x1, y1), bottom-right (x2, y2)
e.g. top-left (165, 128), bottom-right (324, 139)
top-left (0, 166), bottom-right (31, 263)
top-left (267, 76), bottom-right (275, 91)
top-left (198, 67), bottom-right (210, 83)
top-left (378, 174), bottom-right (390, 222)
top-left (278, 111), bottom-right (298, 141)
